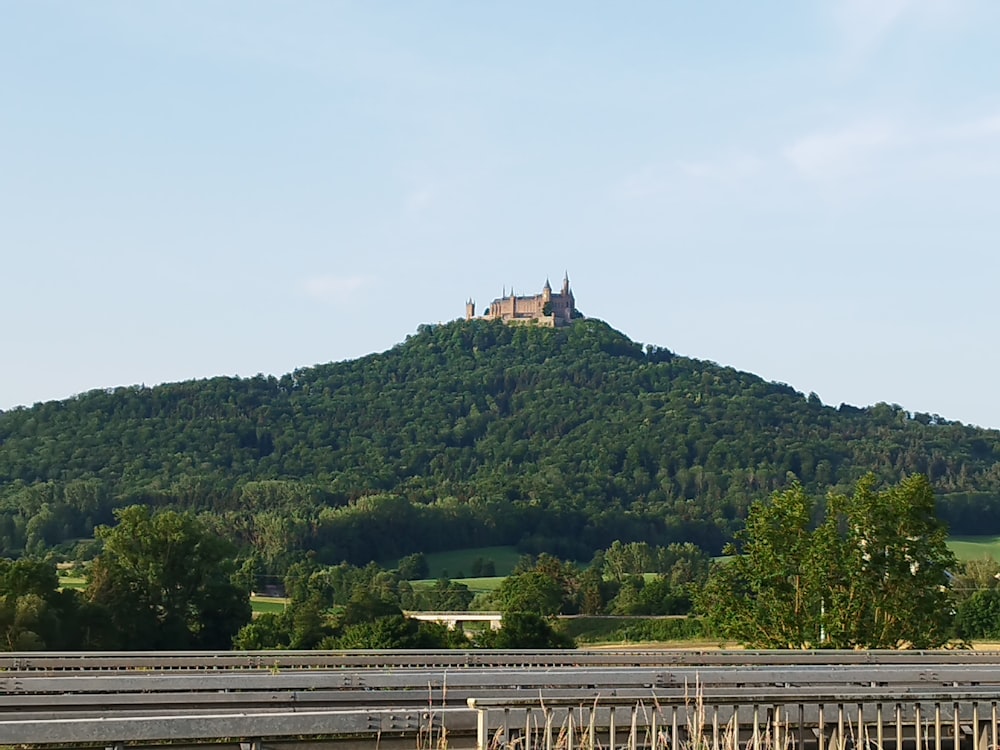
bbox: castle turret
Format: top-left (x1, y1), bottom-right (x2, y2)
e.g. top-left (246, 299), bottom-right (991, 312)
top-left (467, 274), bottom-right (581, 327)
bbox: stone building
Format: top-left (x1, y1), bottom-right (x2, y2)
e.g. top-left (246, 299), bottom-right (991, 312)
top-left (465, 274), bottom-right (579, 327)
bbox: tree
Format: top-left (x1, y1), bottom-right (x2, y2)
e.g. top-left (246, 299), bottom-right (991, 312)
top-left (416, 578), bottom-right (474, 611)
top-left (397, 552), bottom-right (430, 580)
top-left (603, 541), bottom-right (654, 581)
top-left (819, 475), bottom-right (956, 649)
top-left (88, 506), bottom-right (252, 649)
top-left (698, 475), bottom-right (956, 649)
top-left (490, 571), bottom-right (565, 616)
top-left (0, 558), bottom-right (93, 650)
top-left (954, 589), bottom-right (1000, 640)
top-left (478, 612), bottom-right (575, 648)
top-left (334, 615), bottom-right (467, 649)
top-left (340, 590), bottom-right (402, 626)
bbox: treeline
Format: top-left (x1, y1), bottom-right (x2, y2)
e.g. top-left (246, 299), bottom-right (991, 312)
top-left (8, 486), bottom-right (1000, 651)
top-left (2, 319), bottom-right (1000, 565)
top-left (0, 511), bottom-right (707, 652)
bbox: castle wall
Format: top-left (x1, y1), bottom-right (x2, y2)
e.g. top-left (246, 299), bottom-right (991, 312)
top-left (469, 278), bottom-right (578, 327)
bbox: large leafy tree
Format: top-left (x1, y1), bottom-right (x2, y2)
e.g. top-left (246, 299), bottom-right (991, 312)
top-left (699, 475), bottom-right (955, 648)
top-left (88, 506), bottom-right (251, 649)
top-left (490, 571), bottom-right (566, 616)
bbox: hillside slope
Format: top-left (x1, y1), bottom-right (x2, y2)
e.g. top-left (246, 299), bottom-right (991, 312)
top-left (2, 319), bottom-right (999, 565)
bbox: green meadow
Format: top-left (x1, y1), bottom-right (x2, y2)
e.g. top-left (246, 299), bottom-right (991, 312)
top-left (250, 597), bottom-right (289, 614)
top-left (948, 536), bottom-right (1000, 562)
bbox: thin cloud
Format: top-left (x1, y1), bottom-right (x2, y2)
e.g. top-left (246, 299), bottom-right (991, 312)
top-left (301, 275), bottom-right (369, 302)
top-left (784, 121), bottom-right (897, 179)
top-left (832, 0), bottom-right (973, 69)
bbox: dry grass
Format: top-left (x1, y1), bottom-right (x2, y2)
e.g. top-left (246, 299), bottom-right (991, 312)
top-left (463, 681), bottom-right (795, 750)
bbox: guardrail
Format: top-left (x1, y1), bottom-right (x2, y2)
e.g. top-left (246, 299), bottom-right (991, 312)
top-left (6, 648), bottom-right (1000, 672)
top-left (6, 652), bottom-right (1000, 748)
top-left (0, 706), bottom-right (473, 747)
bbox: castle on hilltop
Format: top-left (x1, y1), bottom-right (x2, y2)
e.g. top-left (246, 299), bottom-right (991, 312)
top-left (465, 274), bottom-right (580, 327)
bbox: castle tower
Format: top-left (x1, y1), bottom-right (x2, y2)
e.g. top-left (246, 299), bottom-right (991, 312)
top-left (467, 274), bottom-right (580, 327)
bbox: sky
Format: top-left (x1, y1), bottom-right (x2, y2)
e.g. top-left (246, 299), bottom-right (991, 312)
top-left (3, 1), bottom-right (1000, 427)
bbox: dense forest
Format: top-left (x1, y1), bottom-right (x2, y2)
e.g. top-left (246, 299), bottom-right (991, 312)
top-left (2, 318), bottom-right (1000, 569)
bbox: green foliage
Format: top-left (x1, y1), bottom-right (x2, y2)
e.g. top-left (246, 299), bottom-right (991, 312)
top-left (411, 578), bottom-right (474, 611)
top-left (334, 615), bottom-right (469, 649)
top-left (0, 558), bottom-right (95, 650)
top-left (561, 615), bottom-right (705, 644)
top-left (954, 589), bottom-right (1000, 640)
top-left (419, 546), bottom-right (522, 579)
top-left (951, 557), bottom-right (1000, 598)
top-left (341, 591), bottom-right (402, 626)
top-left (3, 318), bottom-right (1000, 567)
top-left (87, 506), bottom-right (252, 649)
top-left (397, 552), bottom-right (430, 580)
top-left (469, 557), bottom-right (496, 577)
top-left (477, 612), bottom-right (575, 648)
top-left (698, 475), bottom-right (956, 649)
top-left (608, 575), bottom-right (692, 615)
top-left (490, 571), bottom-right (566, 616)
top-left (450, 576), bottom-right (504, 595)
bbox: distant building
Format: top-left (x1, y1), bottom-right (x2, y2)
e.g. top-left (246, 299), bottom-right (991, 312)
top-left (466, 274), bottom-right (580, 327)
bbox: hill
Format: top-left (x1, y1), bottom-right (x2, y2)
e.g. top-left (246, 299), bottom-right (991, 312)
top-left (2, 318), bottom-right (999, 568)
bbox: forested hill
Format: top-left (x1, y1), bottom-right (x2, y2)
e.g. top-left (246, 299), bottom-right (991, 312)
top-left (2, 318), bottom-right (999, 567)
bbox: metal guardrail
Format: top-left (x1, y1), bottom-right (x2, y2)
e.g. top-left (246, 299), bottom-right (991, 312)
top-left (7, 664), bottom-right (1000, 696)
top-left (6, 652), bottom-right (1000, 748)
top-left (0, 706), bottom-right (473, 746)
top-left (6, 648), bottom-right (1000, 672)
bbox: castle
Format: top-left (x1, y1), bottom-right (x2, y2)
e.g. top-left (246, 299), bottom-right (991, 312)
top-left (465, 274), bottom-right (579, 327)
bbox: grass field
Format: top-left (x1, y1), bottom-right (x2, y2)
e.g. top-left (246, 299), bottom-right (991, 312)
top-left (250, 596), bottom-right (288, 614)
top-left (948, 536), bottom-right (1000, 562)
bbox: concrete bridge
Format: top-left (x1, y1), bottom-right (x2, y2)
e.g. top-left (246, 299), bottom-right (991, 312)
top-left (405, 610), bottom-right (503, 631)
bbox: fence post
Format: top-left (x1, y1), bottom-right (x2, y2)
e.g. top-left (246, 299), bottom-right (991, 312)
top-left (469, 698), bottom-right (489, 750)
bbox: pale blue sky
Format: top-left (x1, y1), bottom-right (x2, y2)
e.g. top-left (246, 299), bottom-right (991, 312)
top-left (4, 1), bottom-right (1000, 427)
